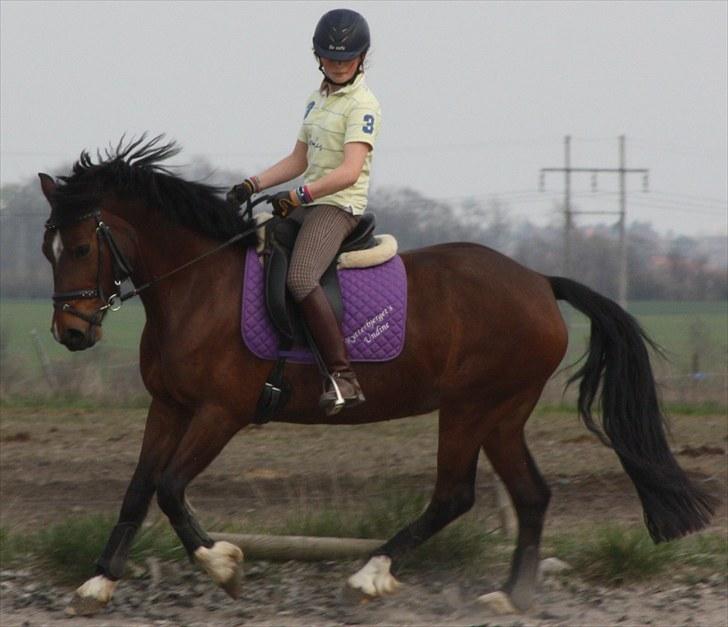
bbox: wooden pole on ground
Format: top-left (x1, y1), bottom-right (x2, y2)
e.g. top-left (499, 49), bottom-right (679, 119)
top-left (209, 532), bottom-right (383, 561)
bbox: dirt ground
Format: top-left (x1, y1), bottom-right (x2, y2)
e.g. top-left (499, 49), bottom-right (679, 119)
top-left (1, 405), bottom-right (726, 626)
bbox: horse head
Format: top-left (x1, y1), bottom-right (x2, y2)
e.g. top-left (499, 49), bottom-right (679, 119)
top-left (39, 172), bottom-right (136, 351)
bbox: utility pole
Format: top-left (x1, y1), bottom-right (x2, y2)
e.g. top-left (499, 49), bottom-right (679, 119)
top-left (618, 135), bottom-right (628, 307)
top-left (564, 135), bottom-right (572, 277)
top-left (540, 135), bottom-right (649, 308)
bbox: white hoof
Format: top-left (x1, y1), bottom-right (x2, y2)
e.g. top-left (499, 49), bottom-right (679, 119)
top-left (66, 575), bottom-right (117, 616)
top-left (194, 541), bottom-right (244, 599)
top-left (477, 590), bottom-right (519, 615)
top-left (347, 556), bottom-right (402, 599)
top-left (539, 557), bottom-right (571, 577)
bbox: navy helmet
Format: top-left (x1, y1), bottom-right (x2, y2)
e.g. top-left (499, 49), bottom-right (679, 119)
top-left (313, 9), bottom-right (370, 61)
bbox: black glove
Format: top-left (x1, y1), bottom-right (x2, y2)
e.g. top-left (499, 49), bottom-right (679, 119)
top-left (226, 179), bottom-right (256, 206)
top-left (269, 190), bottom-right (299, 218)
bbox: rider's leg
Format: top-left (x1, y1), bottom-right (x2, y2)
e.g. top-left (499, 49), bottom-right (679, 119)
top-left (299, 285), bottom-right (365, 410)
top-left (287, 204), bottom-right (362, 413)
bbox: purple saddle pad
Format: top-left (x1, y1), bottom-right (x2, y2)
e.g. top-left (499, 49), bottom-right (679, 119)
top-left (241, 248), bottom-right (407, 363)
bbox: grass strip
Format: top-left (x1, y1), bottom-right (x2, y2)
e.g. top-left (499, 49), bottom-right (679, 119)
top-left (1, 515), bottom-right (184, 584)
top-left (3, 515), bottom-right (725, 586)
top-left (547, 525), bottom-right (728, 585)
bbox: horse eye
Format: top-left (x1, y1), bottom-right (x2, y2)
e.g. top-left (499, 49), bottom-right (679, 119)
top-left (73, 244), bottom-right (91, 259)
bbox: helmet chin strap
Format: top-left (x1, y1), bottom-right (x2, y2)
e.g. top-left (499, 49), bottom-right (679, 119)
top-left (317, 58), bottom-right (364, 87)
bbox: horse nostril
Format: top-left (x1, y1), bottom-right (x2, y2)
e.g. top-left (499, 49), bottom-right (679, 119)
top-left (61, 328), bottom-right (89, 351)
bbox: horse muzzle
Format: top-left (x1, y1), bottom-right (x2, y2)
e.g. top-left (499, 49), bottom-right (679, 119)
top-left (59, 327), bottom-right (97, 351)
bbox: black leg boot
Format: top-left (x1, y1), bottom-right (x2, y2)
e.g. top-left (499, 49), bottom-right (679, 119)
top-left (298, 286), bottom-right (365, 414)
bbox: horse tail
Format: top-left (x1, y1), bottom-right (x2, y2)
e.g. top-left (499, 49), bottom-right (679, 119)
top-left (549, 276), bottom-right (715, 542)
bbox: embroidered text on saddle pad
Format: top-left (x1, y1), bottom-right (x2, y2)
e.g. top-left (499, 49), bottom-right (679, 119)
top-left (241, 248), bottom-right (407, 363)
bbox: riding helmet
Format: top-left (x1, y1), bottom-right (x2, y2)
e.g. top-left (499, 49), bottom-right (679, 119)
top-left (313, 9), bottom-right (370, 61)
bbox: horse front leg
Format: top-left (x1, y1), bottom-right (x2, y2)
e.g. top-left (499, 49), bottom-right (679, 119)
top-left (67, 397), bottom-right (190, 617)
top-left (155, 403), bottom-right (245, 598)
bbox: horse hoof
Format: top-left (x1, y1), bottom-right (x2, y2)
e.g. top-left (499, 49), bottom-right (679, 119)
top-left (220, 567), bottom-right (243, 599)
top-left (477, 590), bottom-right (519, 615)
top-left (194, 541), bottom-right (244, 599)
top-left (65, 575), bottom-right (117, 616)
top-left (340, 582), bottom-right (372, 605)
top-left (345, 556), bottom-right (402, 600)
top-left (539, 557), bottom-right (572, 578)
top-left (66, 593), bottom-right (106, 617)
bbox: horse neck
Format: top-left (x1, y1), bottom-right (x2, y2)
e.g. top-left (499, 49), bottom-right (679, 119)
top-left (115, 202), bottom-right (242, 324)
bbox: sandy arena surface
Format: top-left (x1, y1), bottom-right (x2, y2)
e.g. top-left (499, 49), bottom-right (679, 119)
top-left (1, 406), bottom-right (726, 625)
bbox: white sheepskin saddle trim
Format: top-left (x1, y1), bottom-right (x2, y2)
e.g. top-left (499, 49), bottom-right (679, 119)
top-left (337, 234), bottom-right (398, 269)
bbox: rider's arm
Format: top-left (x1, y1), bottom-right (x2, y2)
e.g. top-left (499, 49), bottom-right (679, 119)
top-left (305, 142), bottom-right (370, 199)
top-left (255, 141), bottom-right (308, 190)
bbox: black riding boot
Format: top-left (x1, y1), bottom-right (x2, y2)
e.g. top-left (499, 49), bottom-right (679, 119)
top-left (298, 286), bottom-right (365, 415)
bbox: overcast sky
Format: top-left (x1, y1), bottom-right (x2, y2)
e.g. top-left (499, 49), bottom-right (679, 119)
top-left (1, 1), bottom-right (726, 236)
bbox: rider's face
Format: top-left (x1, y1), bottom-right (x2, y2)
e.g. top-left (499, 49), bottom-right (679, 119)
top-left (320, 55), bottom-right (361, 84)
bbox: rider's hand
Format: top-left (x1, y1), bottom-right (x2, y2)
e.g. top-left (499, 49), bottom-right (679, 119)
top-left (226, 178), bottom-right (257, 206)
top-left (269, 190), bottom-right (300, 218)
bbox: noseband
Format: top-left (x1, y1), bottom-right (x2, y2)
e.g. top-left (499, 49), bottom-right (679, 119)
top-left (46, 210), bottom-right (134, 327)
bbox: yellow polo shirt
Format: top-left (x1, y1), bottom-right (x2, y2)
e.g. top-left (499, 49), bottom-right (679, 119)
top-left (297, 73), bottom-right (381, 215)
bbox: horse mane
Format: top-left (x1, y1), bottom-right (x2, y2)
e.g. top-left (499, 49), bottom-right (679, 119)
top-left (53, 135), bottom-right (256, 243)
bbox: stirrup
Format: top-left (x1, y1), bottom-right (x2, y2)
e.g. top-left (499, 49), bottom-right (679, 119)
top-left (321, 373), bottom-right (346, 415)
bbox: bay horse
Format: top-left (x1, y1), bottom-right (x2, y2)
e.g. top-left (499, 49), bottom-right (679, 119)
top-left (39, 137), bottom-right (713, 617)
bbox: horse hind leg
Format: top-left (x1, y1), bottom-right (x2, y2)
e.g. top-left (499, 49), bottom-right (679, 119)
top-left (479, 410), bottom-right (551, 614)
top-left (346, 401), bottom-right (481, 600)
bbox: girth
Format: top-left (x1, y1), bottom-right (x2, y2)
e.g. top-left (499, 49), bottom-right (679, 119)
top-left (263, 213), bottom-right (377, 344)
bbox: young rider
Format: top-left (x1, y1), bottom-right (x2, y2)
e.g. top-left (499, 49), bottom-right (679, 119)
top-left (227, 9), bottom-right (381, 415)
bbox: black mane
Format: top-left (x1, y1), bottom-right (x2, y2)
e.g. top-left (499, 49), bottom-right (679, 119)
top-left (53, 135), bottom-right (255, 242)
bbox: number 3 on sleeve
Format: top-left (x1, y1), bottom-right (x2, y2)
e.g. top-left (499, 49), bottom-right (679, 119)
top-left (362, 114), bottom-right (375, 134)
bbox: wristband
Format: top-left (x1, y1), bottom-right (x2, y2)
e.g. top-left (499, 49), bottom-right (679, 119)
top-left (249, 176), bottom-right (261, 193)
top-left (295, 186), bottom-right (305, 205)
top-left (296, 185), bottom-right (314, 205)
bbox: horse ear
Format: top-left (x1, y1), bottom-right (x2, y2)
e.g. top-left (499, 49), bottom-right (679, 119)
top-left (38, 173), bottom-right (57, 203)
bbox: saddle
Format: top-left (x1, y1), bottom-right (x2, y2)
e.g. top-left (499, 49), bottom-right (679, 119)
top-left (246, 214), bottom-right (404, 423)
top-left (262, 213), bottom-right (377, 345)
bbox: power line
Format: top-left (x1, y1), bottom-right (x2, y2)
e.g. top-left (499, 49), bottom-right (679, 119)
top-left (630, 137), bottom-right (727, 157)
top-left (539, 135), bottom-right (650, 307)
top-left (627, 199), bottom-right (728, 217)
top-left (3, 136), bottom-right (727, 169)
top-left (569, 136), bottom-right (622, 143)
top-left (644, 190), bottom-right (728, 207)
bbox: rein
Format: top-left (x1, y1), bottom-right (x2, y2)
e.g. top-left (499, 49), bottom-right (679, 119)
top-left (47, 195), bottom-right (272, 326)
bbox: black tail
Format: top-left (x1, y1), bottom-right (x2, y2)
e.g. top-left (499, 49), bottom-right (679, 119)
top-left (549, 276), bottom-right (715, 542)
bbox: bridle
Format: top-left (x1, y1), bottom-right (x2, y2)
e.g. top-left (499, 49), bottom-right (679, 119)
top-left (46, 209), bottom-right (133, 327)
top-left (46, 195), bottom-right (272, 328)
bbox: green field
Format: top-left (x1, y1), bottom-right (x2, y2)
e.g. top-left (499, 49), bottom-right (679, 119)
top-left (1, 298), bottom-right (726, 401)
top-left (564, 300), bottom-right (727, 374)
top-left (1, 299), bottom-right (146, 364)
